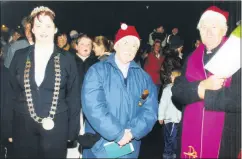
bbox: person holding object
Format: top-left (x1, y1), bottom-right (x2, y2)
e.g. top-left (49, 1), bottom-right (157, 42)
top-left (2, 6), bottom-right (80, 158)
top-left (81, 23), bottom-right (158, 158)
top-left (172, 6), bottom-right (241, 158)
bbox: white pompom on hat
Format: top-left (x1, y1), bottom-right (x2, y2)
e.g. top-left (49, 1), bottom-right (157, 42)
top-left (114, 23), bottom-right (140, 46)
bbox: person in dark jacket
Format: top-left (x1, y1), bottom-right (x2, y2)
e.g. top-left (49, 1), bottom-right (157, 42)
top-left (172, 6), bottom-right (241, 158)
top-left (2, 6), bottom-right (80, 158)
top-left (167, 28), bottom-right (182, 50)
top-left (66, 34), bottom-right (100, 158)
top-left (4, 16), bottom-right (34, 69)
top-left (75, 34), bottom-right (99, 88)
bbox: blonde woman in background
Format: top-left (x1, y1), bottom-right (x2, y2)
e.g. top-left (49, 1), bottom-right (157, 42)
top-left (93, 35), bottom-right (113, 61)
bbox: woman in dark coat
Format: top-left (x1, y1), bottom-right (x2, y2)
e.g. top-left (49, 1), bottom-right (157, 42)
top-left (2, 6), bottom-right (80, 158)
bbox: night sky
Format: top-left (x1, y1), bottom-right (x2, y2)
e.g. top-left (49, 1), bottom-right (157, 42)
top-left (1, 1), bottom-right (241, 53)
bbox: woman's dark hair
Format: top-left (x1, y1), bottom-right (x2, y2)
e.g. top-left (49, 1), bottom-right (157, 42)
top-left (55, 32), bottom-right (70, 44)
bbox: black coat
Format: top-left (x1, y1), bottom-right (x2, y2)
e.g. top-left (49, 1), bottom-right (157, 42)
top-left (0, 60), bottom-right (10, 140)
top-left (2, 45), bottom-right (81, 141)
top-left (75, 53), bottom-right (100, 149)
top-left (75, 53), bottom-right (99, 90)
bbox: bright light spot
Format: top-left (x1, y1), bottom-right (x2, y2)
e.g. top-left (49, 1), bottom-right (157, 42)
top-left (2, 25), bottom-right (6, 28)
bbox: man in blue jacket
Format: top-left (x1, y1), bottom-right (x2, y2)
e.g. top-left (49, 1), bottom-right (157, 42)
top-left (81, 23), bottom-right (158, 158)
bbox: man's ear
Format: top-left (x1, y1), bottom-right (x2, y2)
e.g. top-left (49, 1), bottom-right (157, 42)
top-left (75, 44), bottom-right (78, 51)
top-left (55, 28), bottom-right (58, 34)
top-left (113, 43), bottom-right (118, 51)
top-left (223, 26), bottom-right (228, 36)
top-left (32, 28), bottom-right (35, 34)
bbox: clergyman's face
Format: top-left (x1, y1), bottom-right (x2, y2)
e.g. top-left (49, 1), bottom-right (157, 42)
top-left (199, 17), bottom-right (227, 50)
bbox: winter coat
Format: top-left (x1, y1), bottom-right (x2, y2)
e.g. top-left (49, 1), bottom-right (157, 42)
top-left (81, 53), bottom-right (158, 158)
top-left (158, 84), bottom-right (181, 124)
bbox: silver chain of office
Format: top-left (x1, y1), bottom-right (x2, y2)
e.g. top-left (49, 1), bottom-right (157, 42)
top-left (23, 54), bottom-right (61, 124)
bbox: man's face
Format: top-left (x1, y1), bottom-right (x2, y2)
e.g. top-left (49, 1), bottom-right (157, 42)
top-left (114, 36), bottom-right (140, 64)
top-left (32, 14), bottom-right (56, 43)
top-left (157, 26), bottom-right (164, 33)
top-left (76, 37), bottom-right (92, 57)
top-left (199, 17), bottom-right (227, 50)
top-left (172, 28), bottom-right (178, 34)
top-left (12, 32), bottom-right (21, 41)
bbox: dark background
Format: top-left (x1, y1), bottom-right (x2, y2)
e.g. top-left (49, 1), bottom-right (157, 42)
top-left (1, 1), bottom-right (241, 53)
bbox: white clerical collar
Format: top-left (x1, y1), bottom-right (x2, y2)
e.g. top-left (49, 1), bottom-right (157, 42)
top-left (76, 53), bottom-right (89, 61)
top-left (206, 50), bottom-right (213, 54)
top-left (115, 54), bottom-right (130, 78)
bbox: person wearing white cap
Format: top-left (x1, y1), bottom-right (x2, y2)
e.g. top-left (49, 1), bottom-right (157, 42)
top-left (69, 30), bottom-right (79, 39)
top-left (172, 6), bottom-right (241, 158)
top-left (81, 23), bottom-right (158, 158)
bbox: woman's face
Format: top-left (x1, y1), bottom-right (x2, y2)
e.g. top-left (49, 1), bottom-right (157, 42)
top-left (57, 34), bottom-right (68, 48)
top-left (76, 37), bottom-right (92, 57)
top-left (93, 42), bottom-right (105, 56)
top-left (32, 14), bottom-right (56, 44)
top-left (154, 42), bottom-right (161, 53)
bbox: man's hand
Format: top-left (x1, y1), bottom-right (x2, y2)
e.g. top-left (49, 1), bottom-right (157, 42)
top-left (8, 138), bottom-right (13, 142)
top-left (117, 129), bottom-right (133, 147)
top-left (159, 120), bottom-right (164, 125)
top-left (198, 75), bottom-right (225, 99)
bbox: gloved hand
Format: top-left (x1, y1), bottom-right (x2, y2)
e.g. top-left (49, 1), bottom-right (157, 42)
top-left (67, 140), bottom-right (78, 149)
top-left (78, 133), bottom-right (101, 150)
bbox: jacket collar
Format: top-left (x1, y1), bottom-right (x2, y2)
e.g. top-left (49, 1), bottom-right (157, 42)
top-left (106, 53), bottom-right (140, 69)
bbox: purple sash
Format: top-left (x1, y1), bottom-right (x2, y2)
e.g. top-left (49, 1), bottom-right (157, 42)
top-left (181, 37), bottom-right (231, 158)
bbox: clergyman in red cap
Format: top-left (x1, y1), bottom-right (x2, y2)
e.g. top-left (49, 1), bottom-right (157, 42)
top-left (172, 6), bottom-right (241, 158)
top-left (81, 23), bottom-right (158, 158)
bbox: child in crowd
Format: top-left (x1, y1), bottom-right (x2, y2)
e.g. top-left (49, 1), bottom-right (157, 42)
top-left (158, 69), bottom-right (182, 159)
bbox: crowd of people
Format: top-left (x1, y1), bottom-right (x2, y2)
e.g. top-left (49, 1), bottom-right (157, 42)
top-left (0, 4), bottom-right (241, 159)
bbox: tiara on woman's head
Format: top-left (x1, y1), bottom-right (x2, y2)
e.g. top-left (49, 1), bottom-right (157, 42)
top-left (30, 6), bottom-right (55, 17)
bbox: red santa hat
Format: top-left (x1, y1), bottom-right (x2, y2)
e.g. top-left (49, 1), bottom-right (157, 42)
top-left (198, 6), bottom-right (229, 27)
top-left (114, 23), bottom-right (140, 46)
